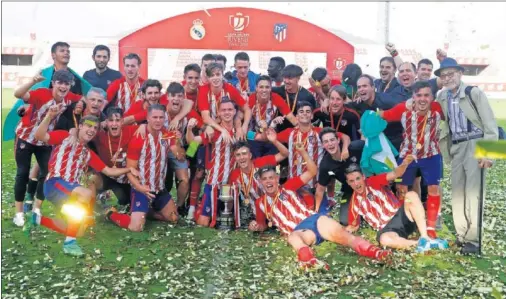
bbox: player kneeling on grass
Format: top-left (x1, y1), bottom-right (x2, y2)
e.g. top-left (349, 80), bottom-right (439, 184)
top-left (106, 104), bottom-right (183, 231)
top-left (344, 157), bottom-right (449, 252)
top-left (27, 105), bottom-right (137, 256)
top-left (249, 142), bottom-right (391, 270)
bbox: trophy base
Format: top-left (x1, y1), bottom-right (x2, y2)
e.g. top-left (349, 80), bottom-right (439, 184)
top-left (216, 215), bottom-right (235, 230)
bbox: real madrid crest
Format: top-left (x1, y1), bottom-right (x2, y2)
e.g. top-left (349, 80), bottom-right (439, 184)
top-left (190, 19), bottom-right (206, 41)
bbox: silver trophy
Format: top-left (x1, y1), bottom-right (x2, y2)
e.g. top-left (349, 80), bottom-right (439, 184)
top-left (217, 184), bottom-right (234, 230)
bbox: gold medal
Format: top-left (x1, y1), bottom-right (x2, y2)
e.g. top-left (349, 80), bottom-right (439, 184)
top-left (244, 198), bottom-right (250, 205)
top-left (416, 143), bottom-right (422, 150)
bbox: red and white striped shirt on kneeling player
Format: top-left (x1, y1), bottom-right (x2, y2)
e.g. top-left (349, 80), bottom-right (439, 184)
top-left (46, 131), bottom-right (106, 184)
top-left (16, 88), bottom-right (82, 146)
top-left (127, 128), bottom-right (177, 192)
top-left (201, 128), bottom-right (236, 186)
top-left (348, 173), bottom-right (402, 231)
top-left (107, 77), bottom-right (145, 112)
top-left (255, 177), bottom-right (315, 235)
top-left (382, 101), bottom-right (444, 159)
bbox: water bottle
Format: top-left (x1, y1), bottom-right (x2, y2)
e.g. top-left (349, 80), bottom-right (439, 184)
top-left (186, 140), bottom-right (200, 158)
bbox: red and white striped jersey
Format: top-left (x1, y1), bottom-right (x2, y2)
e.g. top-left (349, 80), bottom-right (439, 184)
top-left (348, 174), bottom-right (402, 230)
top-left (16, 88), bottom-right (81, 146)
top-left (46, 131), bottom-right (106, 184)
top-left (247, 92), bottom-right (291, 131)
top-left (383, 101), bottom-right (444, 159)
top-left (277, 127), bottom-right (324, 188)
top-left (201, 128), bottom-right (236, 186)
top-left (127, 128), bottom-right (177, 192)
top-left (106, 77), bottom-right (145, 112)
top-left (255, 177), bottom-right (315, 235)
top-left (197, 83), bottom-right (246, 119)
top-left (164, 109), bottom-right (203, 146)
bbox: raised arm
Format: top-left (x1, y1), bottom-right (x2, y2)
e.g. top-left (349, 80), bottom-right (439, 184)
top-left (186, 118), bottom-right (203, 144)
top-left (386, 154), bottom-right (415, 182)
top-left (385, 43), bottom-right (403, 69)
top-left (265, 128), bottom-right (289, 162)
top-left (295, 143), bottom-right (317, 185)
top-left (34, 104), bottom-right (64, 143)
top-left (14, 72), bottom-right (46, 101)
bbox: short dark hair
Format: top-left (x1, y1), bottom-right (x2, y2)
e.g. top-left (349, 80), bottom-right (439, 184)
top-left (205, 62), bottom-right (224, 77)
top-left (257, 165), bottom-right (277, 178)
top-left (319, 127), bottom-right (338, 141)
top-left (256, 75), bottom-right (272, 86)
top-left (234, 52), bottom-right (250, 62)
top-left (344, 163), bottom-right (363, 176)
top-left (215, 54), bottom-right (227, 65)
top-left (166, 82), bottom-right (185, 95)
top-left (201, 54), bottom-right (216, 63)
top-left (282, 64), bottom-right (303, 78)
top-left (184, 63), bottom-right (201, 76)
top-left (232, 141), bottom-right (251, 152)
top-left (52, 70), bottom-right (74, 83)
top-left (270, 56), bottom-right (286, 69)
top-left (379, 57), bottom-right (396, 69)
top-left (79, 115), bottom-right (100, 125)
top-left (412, 80), bottom-right (433, 94)
top-left (357, 74), bottom-right (375, 86)
top-left (296, 100), bottom-right (313, 111)
top-left (417, 58), bottom-right (433, 69)
top-left (148, 103), bottom-right (166, 114)
top-left (311, 67), bottom-right (328, 81)
top-left (140, 79), bottom-right (162, 93)
top-left (106, 106), bottom-right (124, 118)
top-left (219, 98), bottom-right (235, 108)
top-left (51, 42), bottom-right (70, 53)
top-left (123, 53), bottom-right (141, 65)
top-left (92, 45), bottom-right (111, 57)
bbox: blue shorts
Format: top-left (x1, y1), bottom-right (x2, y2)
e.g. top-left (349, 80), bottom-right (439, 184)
top-left (294, 213), bottom-right (325, 245)
top-left (130, 188), bottom-right (172, 213)
top-left (168, 151), bottom-right (188, 170)
top-left (199, 184), bottom-right (214, 217)
top-left (317, 194), bottom-right (331, 214)
top-left (196, 145), bottom-right (207, 169)
top-left (398, 154), bottom-right (442, 186)
top-left (44, 177), bottom-right (81, 206)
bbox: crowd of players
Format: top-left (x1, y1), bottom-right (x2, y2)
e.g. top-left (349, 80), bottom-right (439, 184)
top-left (11, 41), bottom-right (499, 268)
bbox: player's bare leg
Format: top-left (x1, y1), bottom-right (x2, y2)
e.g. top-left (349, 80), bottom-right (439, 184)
top-left (196, 215), bottom-right (210, 227)
top-left (129, 212), bottom-right (147, 232)
top-left (156, 199), bottom-right (179, 223)
top-left (175, 169), bottom-right (190, 209)
top-left (287, 230), bottom-right (329, 270)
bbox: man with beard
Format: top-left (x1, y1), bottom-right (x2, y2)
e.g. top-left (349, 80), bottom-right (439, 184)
top-left (247, 75), bottom-right (297, 158)
top-left (55, 87), bottom-right (107, 131)
top-left (378, 81), bottom-right (445, 239)
top-left (251, 145), bottom-right (391, 270)
top-left (344, 160), bottom-right (449, 252)
top-left (12, 70), bottom-right (84, 227)
top-left (313, 85), bottom-right (361, 141)
top-left (200, 53), bottom-right (216, 85)
top-left (435, 58), bottom-right (498, 254)
top-left (106, 104), bottom-right (182, 232)
top-left (186, 100), bottom-right (238, 227)
top-left (374, 57), bottom-right (400, 94)
top-left (228, 131), bottom-right (289, 228)
top-left (272, 65), bottom-right (316, 132)
top-left (315, 127), bottom-right (362, 225)
top-left (197, 62), bottom-right (251, 142)
top-left (230, 52), bottom-right (260, 96)
top-left (106, 53), bottom-right (144, 112)
top-left (92, 107), bottom-right (139, 207)
top-left (308, 67), bottom-right (341, 108)
top-left (29, 109), bottom-right (136, 256)
top-left (267, 56), bottom-right (285, 87)
top-left (83, 45), bottom-right (122, 91)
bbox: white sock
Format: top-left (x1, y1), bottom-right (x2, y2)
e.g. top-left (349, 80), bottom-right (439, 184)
top-left (33, 208), bottom-right (41, 215)
top-left (65, 237), bottom-right (76, 243)
top-left (15, 212), bottom-right (23, 218)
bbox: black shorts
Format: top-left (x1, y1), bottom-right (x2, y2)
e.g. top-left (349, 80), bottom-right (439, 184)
top-left (376, 205), bottom-right (417, 242)
top-left (99, 173), bottom-right (131, 206)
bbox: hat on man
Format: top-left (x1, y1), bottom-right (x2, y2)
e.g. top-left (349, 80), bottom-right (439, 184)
top-left (434, 58), bottom-right (465, 77)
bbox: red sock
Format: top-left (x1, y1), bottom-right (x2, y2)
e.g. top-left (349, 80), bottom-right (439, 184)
top-left (40, 216), bottom-right (67, 235)
top-left (109, 212), bottom-right (131, 229)
top-left (426, 194), bottom-right (440, 239)
top-left (189, 177), bottom-right (202, 206)
top-left (351, 237), bottom-right (390, 260)
top-left (297, 246), bottom-right (315, 262)
top-left (66, 220), bottom-right (81, 238)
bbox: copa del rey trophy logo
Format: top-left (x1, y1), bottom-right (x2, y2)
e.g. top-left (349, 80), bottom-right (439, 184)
top-left (334, 58), bottom-right (346, 70)
top-left (190, 19), bottom-right (206, 40)
top-left (226, 12), bottom-right (250, 47)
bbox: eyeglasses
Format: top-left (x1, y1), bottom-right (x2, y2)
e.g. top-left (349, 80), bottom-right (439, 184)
top-left (440, 71), bottom-right (456, 80)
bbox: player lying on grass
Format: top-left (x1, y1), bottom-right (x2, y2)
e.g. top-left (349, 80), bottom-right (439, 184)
top-left (250, 142), bottom-right (391, 270)
top-left (344, 156), bottom-right (449, 252)
top-left (26, 105), bottom-right (137, 256)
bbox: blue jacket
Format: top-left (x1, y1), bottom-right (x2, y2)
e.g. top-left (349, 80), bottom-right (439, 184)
top-left (360, 110), bottom-right (399, 177)
top-left (229, 70), bottom-right (260, 93)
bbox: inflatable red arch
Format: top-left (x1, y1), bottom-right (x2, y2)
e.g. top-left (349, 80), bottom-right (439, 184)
top-left (118, 7), bottom-right (354, 80)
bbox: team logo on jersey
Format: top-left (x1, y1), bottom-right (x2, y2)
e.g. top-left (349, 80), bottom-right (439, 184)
top-left (341, 119), bottom-right (347, 126)
top-left (206, 207), bottom-right (211, 213)
top-left (19, 142), bottom-right (25, 149)
top-left (190, 19), bottom-right (206, 41)
top-left (308, 136), bottom-right (315, 144)
top-left (266, 107), bottom-right (273, 115)
top-left (136, 201), bottom-right (141, 207)
top-left (367, 193), bottom-right (374, 201)
top-left (351, 156), bottom-right (357, 162)
top-left (273, 23), bottom-right (287, 42)
top-left (229, 13), bottom-right (250, 31)
top-left (279, 193), bottom-right (287, 201)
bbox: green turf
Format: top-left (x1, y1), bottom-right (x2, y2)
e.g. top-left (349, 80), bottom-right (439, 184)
top-left (1, 92), bottom-right (506, 298)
